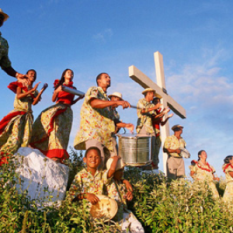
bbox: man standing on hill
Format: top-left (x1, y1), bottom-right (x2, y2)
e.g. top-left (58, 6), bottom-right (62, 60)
top-left (163, 125), bottom-right (186, 179)
top-left (74, 73), bottom-right (130, 168)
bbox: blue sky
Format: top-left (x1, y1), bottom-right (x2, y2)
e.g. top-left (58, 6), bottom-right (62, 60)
top-left (1, 1), bottom-right (233, 177)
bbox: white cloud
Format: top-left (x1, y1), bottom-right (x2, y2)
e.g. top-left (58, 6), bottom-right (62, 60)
top-left (93, 29), bottom-right (113, 42)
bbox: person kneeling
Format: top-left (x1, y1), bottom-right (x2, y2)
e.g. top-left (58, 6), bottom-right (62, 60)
top-left (105, 158), bottom-right (144, 233)
top-left (67, 147), bottom-right (119, 205)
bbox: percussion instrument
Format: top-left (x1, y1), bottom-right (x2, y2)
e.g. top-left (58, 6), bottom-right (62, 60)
top-left (62, 85), bottom-right (85, 97)
top-left (90, 195), bottom-right (118, 219)
top-left (180, 148), bottom-right (191, 158)
top-left (42, 83), bottom-right (48, 90)
top-left (116, 133), bottom-right (152, 166)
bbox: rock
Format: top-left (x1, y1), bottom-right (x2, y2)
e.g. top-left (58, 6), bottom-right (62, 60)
top-left (14, 147), bottom-right (69, 204)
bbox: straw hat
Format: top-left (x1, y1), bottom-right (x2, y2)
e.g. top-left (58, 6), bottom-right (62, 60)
top-left (108, 92), bottom-right (123, 100)
top-left (171, 124), bottom-right (183, 131)
top-left (0, 9), bottom-right (9, 22)
top-left (142, 88), bottom-right (161, 98)
top-left (90, 195), bottom-right (118, 219)
top-left (106, 157), bottom-right (125, 171)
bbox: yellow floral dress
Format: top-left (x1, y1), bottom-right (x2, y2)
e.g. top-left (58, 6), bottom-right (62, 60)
top-left (74, 86), bottom-right (116, 152)
top-left (30, 81), bottom-right (75, 162)
top-left (189, 161), bottom-right (219, 199)
top-left (67, 168), bottom-right (110, 205)
top-left (0, 82), bottom-right (37, 165)
top-left (222, 164), bottom-right (233, 202)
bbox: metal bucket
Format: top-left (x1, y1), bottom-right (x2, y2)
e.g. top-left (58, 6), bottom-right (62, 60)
top-left (117, 133), bottom-right (152, 166)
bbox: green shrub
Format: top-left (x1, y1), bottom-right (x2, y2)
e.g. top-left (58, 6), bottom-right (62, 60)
top-left (1, 151), bottom-right (233, 232)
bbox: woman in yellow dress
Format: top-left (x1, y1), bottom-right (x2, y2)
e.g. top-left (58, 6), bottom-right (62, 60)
top-left (189, 150), bottom-right (219, 199)
top-left (0, 70), bottom-right (45, 165)
top-left (222, 155), bottom-right (233, 202)
top-left (30, 69), bottom-right (83, 163)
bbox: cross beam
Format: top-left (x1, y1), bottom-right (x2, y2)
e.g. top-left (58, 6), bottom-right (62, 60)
top-left (128, 51), bottom-right (186, 174)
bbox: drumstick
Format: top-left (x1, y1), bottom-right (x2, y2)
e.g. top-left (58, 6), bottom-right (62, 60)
top-left (130, 105), bottom-right (142, 110)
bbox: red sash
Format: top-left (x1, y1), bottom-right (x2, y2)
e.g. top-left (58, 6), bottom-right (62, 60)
top-left (0, 111), bottom-right (26, 134)
top-left (223, 164), bottom-right (233, 173)
top-left (191, 160), bottom-right (213, 172)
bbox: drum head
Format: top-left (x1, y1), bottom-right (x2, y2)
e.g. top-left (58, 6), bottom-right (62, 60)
top-left (90, 195), bottom-right (118, 219)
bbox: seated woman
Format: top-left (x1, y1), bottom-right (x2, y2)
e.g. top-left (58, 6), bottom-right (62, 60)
top-left (0, 69), bottom-right (45, 165)
top-left (30, 69), bottom-right (83, 163)
top-left (222, 155), bottom-right (233, 202)
top-left (189, 150), bottom-right (219, 199)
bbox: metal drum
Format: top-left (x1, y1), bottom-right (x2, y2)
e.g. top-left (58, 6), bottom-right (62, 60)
top-left (117, 133), bottom-right (152, 166)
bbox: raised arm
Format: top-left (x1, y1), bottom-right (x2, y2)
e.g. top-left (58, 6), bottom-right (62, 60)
top-left (32, 86), bottom-right (47, 105)
top-left (16, 82), bottom-right (40, 100)
top-left (107, 156), bottom-right (120, 178)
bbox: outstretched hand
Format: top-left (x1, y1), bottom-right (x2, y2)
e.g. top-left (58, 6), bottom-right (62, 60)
top-left (125, 123), bottom-right (134, 133)
top-left (168, 113), bottom-right (174, 118)
top-left (33, 82), bottom-right (41, 91)
top-left (118, 101), bottom-right (131, 109)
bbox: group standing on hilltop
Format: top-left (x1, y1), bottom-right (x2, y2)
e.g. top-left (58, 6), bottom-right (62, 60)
top-left (1, 8), bottom-right (233, 232)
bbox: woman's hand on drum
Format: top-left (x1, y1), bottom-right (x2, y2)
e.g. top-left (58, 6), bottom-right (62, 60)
top-left (85, 193), bottom-right (100, 205)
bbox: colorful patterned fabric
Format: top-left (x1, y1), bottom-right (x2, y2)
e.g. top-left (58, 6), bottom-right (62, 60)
top-left (0, 32), bottom-right (11, 69)
top-left (164, 135), bottom-right (186, 158)
top-left (106, 179), bottom-right (127, 221)
top-left (0, 82), bottom-right (37, 165)
top-left (67, 168), bottom-right (109, 202)
top-left (222, 164), bottom-right (233, 202)
top-left (136, 98), bottom-right (156, 134)
top-left (30, 81), bottom-right (74, 161)
top-left (74, 86), bottom-right (116, 151)
top-left (189, 161), bottom-right (219, 199)
top-left (152, 108), bottom-right (162, 137)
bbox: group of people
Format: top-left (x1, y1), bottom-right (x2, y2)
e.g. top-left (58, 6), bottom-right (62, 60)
top-left (1, 8), bottom-right (233, 232)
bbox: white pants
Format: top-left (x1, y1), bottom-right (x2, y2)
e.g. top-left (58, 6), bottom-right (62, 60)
top-left (121, 211), bottom-right (144, 233)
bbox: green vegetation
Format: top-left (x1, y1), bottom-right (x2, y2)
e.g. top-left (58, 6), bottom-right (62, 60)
top-left (0, 150), bottom-right (233, 233)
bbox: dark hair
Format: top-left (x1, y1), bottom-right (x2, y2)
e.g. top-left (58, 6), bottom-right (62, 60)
top-left (96, 72), bottom-right (108, 85)
top-left (197, 150), bottom-right (205, 161)
top-left (54, 69), bottom-right (74, 90)
top-left (85, 147), bottom-right (101, 158)
top-left (152, 97), bottom-right (160, 104)
top-left (26, 69), bottom-right (37, 82)
top-left (224, 155), bottom-right (233, 164)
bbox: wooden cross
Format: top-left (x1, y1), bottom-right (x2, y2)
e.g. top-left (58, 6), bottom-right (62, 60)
top-left (129, 51), bottom-right (186, 175)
